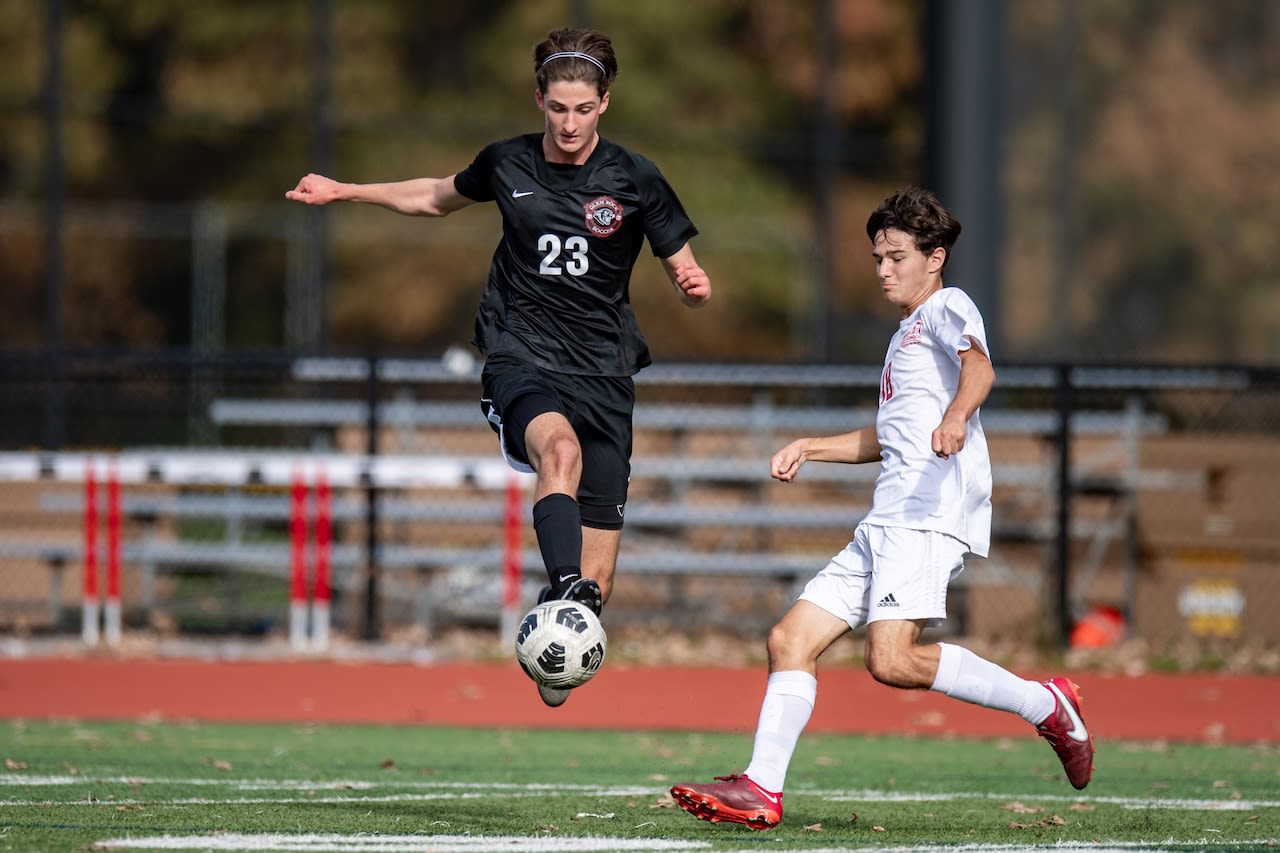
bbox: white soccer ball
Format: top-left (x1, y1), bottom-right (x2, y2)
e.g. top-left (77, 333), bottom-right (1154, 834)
top-left (514, 599), bottom-right (607, 689)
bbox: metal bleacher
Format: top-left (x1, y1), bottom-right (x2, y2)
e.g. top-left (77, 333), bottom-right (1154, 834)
top-left (0, 359), bottom-right (1212, 639)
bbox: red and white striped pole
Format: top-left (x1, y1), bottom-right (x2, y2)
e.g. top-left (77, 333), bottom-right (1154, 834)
top-left (500, 473), bottom-right (523, 643)
top-left (81, 458), bottom-right (99, 646)
top-left (311, 471), bottom-right (332, 651)
top-left (288, 471), bottom-right (309, 651)
top-left (103, 458), bottom-right (122, 647)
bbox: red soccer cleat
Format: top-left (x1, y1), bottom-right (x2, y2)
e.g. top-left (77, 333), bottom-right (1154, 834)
top-left (1036, 677), bottom-right (1095, 789)
top-left (669, 774), bottom-right (783, 830)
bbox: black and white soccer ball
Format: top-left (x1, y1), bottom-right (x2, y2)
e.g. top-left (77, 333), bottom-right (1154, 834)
top-left (514, 599), bottom-right (607, 689)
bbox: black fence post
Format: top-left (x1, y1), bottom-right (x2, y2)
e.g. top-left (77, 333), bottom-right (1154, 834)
top-left (361, 354), bottom-right (380, 640)
top-left (1054, 364), bottom-right (1073, 649)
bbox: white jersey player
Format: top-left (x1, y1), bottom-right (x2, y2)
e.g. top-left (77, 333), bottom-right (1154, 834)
top-left (671, 186), bottom-right (1095, 830)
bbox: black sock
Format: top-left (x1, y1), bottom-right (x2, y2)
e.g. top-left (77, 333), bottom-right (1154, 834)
top-left (532, 493), bottom-right (582, 593)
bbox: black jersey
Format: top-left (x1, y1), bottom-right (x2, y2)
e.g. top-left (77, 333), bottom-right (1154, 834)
top-left (453, 133), bottom-right (698, 377)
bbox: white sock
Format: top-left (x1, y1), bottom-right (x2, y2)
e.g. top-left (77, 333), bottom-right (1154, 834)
top-left (931, 642), bottom-right (1054, 725)
top-left (742, 670), bottom-right (816, 793)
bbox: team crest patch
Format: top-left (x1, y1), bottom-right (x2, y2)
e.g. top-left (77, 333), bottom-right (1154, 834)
top-left (584, 196), bottom-right (623, 236)
top-left (899, 319), bottom-right (924, 348)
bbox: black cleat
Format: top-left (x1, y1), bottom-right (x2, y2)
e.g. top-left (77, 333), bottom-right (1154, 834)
top-left (561, 577), bottom-right (602, 616)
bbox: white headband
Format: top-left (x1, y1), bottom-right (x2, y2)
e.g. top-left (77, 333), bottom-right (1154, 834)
top-left (540, 50), bottom-right (607, 76)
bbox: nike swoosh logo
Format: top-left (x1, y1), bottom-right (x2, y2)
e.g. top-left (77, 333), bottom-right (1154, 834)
top-left (1046, 682), bottom-right (1090, 742)
top-left (511, 189), bottom-right (534, 198)
top-left (750, 781), bottom-right (782, 806)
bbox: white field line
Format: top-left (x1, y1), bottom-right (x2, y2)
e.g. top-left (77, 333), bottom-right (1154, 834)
top-left (88, 833), bottom-right (1280, 853)
top-left (0, 775), bottom-right (1276, 812)
top-left (4, 777), bottom-right (1270, 853)
top-left (91, 834), bottom-right (707, 852)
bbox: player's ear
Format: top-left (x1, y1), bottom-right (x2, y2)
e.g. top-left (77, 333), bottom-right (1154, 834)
top-left (598, 91), bottom-right (610, 115)
top-left (930, 246), bottom-right (947, 273)
top-left (535, 88), bottom-right (546, 110)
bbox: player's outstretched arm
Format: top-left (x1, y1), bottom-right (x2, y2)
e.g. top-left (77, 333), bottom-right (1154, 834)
top-left (771, 425), bottom-right (880, 482)
top-left (660, 244), bottom-right (711, 308)
top-left (931, 341), bottom-right (995, 459)
top-left (285, 173), bottom-right (474, 218)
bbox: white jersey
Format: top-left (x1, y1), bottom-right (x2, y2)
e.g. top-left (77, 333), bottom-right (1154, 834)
top-left (859, 287), bottom-right (993, 557)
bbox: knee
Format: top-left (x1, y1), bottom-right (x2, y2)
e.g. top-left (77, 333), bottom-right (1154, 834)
top-left (542, 435), bottom-right (583, 473)
top-left (766, 621), bottom-right (807, 670)
top-left (536, 434), bottom-right (582, 478)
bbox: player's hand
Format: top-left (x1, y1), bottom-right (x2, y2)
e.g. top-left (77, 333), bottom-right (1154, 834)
top-left (770, 440), bottom-right (806, 483)
top-left (931, 417), bottom-right (967, 459)
top-left (285, 173), bottom-right (345, 205)
top-left (672, 262), bottom-right (711, 306)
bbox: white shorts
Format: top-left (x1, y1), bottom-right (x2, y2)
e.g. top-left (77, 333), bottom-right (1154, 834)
top-left (798, 524), bottom-right (967, 629)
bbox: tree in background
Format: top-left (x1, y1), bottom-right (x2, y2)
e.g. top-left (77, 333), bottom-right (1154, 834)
top-left (0, 0), bottom-right (1277, 364)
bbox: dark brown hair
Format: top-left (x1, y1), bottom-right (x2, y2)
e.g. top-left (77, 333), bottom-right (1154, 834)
top-left (533, 28), bottom-right (618, 96)
top-left (866, 186), bottom-right (963, 269)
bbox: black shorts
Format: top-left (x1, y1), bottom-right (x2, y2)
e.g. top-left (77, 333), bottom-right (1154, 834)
top-left (480, 353), bottom-right (633, 530)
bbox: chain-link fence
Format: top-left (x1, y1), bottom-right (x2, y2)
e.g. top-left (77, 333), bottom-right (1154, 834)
top-left (0, 352), bottom-right (1276, 660)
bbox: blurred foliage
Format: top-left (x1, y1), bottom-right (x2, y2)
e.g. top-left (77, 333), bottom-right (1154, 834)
top-left (0, 0), bottom-right (1276, 364)
top-left (1003, 0), bottom-right (1280, 363)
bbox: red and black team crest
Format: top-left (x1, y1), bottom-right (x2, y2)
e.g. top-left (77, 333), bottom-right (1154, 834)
top-left (584, 196), bottom-right (623, 237)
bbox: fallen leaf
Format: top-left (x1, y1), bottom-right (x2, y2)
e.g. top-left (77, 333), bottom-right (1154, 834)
top-left (1010, 815), bottom-right (1067, 829)
top-left (803, 823), bottom-right (823, 831)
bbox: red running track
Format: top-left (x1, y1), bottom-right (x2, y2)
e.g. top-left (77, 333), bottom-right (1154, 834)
top-left (0, 658), bottom-right (1276, 744)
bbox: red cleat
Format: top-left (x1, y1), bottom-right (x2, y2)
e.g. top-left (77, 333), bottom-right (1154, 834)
top-left (669, 774), bottom-right (782, 830)
top-left (1036, 677), bottom-right (1095, 789)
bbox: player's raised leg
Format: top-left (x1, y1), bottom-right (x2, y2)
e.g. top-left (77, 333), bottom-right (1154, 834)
top-left (929, 642), bottom-right (1094, 788)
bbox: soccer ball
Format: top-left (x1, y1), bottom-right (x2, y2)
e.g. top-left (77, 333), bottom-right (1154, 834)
top-left (514, 599), bottom-right (607, 689)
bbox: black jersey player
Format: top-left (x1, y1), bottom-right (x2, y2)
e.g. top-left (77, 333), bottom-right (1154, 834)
top-left (287, 27), bottom-right (712, 706)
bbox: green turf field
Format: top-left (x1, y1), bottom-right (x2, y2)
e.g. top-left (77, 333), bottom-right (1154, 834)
top-left (0, 719), bottom-right (1275, 852)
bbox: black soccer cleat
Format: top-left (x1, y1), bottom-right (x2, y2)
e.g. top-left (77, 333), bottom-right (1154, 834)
top-left (561, 577), bottom-right (602, 616)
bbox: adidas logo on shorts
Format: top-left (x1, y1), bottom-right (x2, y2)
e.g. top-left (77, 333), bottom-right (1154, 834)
top-left (877, 593), bottom-right (900, 608)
